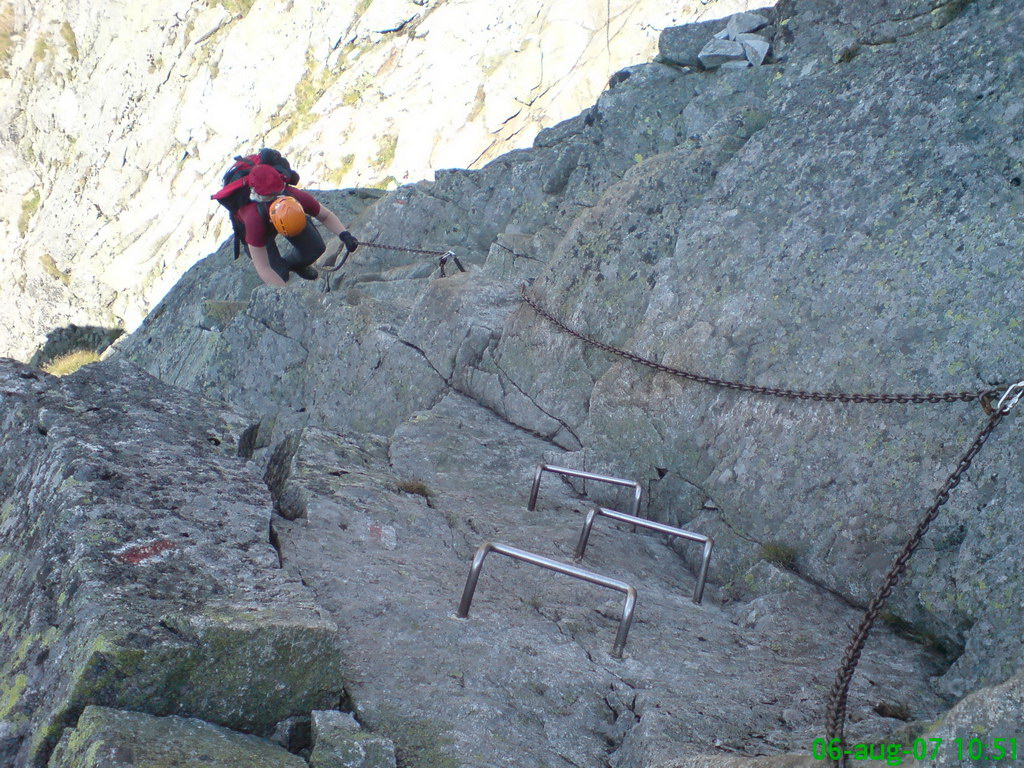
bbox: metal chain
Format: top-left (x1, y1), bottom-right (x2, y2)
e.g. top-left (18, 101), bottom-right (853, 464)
top-left (824, 403), bottom-right (1011, 765)
top-left (318, 241), bottom-right (455, 279)
top-left (359, 240), bottom-right (449, 257)
top-left (521, 287), bottom-right (1023, 758)
top-left (520, 288), bottom-right (1001, 406)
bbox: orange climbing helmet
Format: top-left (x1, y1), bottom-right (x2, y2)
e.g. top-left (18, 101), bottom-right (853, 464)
top-left (268, 195), bottom-right (308, 236)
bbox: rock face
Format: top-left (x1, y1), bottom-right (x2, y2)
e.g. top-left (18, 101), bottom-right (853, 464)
top-left (3, 357), bottom-right (944, 767)
top-left (5, 0), bottom-right (1024, 765)
top-left (0, 0), bottom-right (762, 363)
top-left (48, 706), bottom-right (308, 768)
top-left (309, 710), bottom-right (397, 768)
top-left (267, 396), bottom-right (944, 766)
top-left (115, 0), bottom-right (1024, 747)
top-left (0, 358), bottom-right (345, 767)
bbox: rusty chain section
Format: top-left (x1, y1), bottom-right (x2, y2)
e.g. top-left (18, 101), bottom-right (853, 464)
top-left (358, 240), bottom-right (450, 257)
top-left (520, 288), bottom-right (1002, 406)
top-left (319, 240), bottom-right (454, 278)
top-left (824, 386), bottom-right (1021, 765)
top-left (520, 286), bottom-right (1022, 756)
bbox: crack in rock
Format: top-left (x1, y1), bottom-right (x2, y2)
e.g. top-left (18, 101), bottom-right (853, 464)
top-left (491, 356), bottom-right (583, 446)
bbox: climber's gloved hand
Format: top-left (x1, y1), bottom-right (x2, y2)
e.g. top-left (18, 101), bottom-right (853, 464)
top-left (339, 231), bottom-right (359, 253)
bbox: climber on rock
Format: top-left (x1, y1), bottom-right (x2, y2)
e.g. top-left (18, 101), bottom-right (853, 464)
top-left (236, 164), bottom-right (359, 286)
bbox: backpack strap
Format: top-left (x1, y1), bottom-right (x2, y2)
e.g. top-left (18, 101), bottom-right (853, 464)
top-left (211, 177), bottom-right (255, 260)
top-left (231, 218), bottom-right (244, 260)
top-left (211, 177), bottom-right (249, 201)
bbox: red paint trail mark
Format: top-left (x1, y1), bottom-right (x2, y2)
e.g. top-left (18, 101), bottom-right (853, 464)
top-left (116, 539), bottom-right (176, 564)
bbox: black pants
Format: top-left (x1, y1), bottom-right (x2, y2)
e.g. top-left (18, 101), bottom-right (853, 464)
top-left (249, 219), bottom-right (326, 282)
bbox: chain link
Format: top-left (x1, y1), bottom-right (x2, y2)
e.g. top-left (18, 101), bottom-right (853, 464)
top-left (518, 287), bottom-right (1019, 759)
top-left (360, 240), bottom-right (450, 257)
top-left (824, 408), bottom-right (1006, 765)
top-left (318, 241), bottom-right (455, 279)
top-left (520, 288), bottom-right (1001, 406)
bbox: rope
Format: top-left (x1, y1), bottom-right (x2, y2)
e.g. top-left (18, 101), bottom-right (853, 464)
top-left (519, 288), bottom-right (1002, 406)
top-left (518, 286), bottom-right (1023, 758)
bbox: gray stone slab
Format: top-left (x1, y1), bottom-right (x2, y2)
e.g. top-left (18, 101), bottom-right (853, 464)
top-left (698, 39), bottom-right (747, 69)
top-left (47, 706), bottom-right (307, 768)
top-left (736, 33), bottom-right (771, 66)
top-left (726, 12), bottom-right (770, 38)
top-left (270, 395), bottom-right (946, 766)
top-left (656, 18), bottom-right (723, 69)
top-left (310, 710), bottom-right (397, 768)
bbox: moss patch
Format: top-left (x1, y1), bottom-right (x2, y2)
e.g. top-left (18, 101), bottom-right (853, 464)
top-left (0, 673), bottom-right (28, 719)
top-left (31, 33), bottom-right (49, 68)
top-left (324, 154), bottom-right (356, 187)
top-left (374, 133), bottom-right (398, 169)
top-left (341, 71), bottom-right (373, 107)
top-left (19, 188), bottom-right (41, 237)
top-left (371, 175), bottom-right (398, 190)
top-left (61, 616), bottom-right (345, 736)
top-left (396, 479), bottom-right (431, 500)
top-left (60, 21), bottom-right (79, 61)
top-left (295, 49), bottom-right (326, 115)
top-left (39, 252), bottom-right (71, 285)
top-left (214, 0), bottom-right (257, 17)
top-left (280, 46), bottom-right (344, 144)
top-left (758, 541), bottom-right (797, 569)
top-left (370, 707), bottom-right (457, 768)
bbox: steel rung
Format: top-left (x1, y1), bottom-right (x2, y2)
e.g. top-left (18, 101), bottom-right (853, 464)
top-left (527, 464), bottom-right (643, 519)
top-left (455, 541), bottom-right (638, 659)
top-left (575, 506), bottom-right (714, 605)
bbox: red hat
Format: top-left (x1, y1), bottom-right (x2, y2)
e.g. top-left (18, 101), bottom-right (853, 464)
top-left (248, 164), bottom-right (287, 195)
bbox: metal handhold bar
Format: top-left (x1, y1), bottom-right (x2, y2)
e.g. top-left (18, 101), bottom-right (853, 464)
top-left (574, 507), bottom-right (714, 605)
top-left (527, 464), bottom-right (643, 518)
top-left (456, 541), bottom-right (638, 659)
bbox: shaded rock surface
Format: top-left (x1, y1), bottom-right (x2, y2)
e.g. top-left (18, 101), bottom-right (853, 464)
top-left (903, 668), bottom-right (1024, 767)
top-left (310, 710), bottom-right (397, 768)
top-left (0, 358), bottom-right (344, 767)
top-left (47, 705), bottom-right (307, 768)
top-left (270, 394), bottom-right (945, 767)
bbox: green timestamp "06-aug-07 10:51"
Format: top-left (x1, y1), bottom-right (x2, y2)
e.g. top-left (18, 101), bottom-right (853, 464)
top-left (812, 737), bottom-right (1018, 764)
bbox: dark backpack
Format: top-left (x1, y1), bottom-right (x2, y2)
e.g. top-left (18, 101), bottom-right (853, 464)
top-left (211, 148), bottom-right (301, 259)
